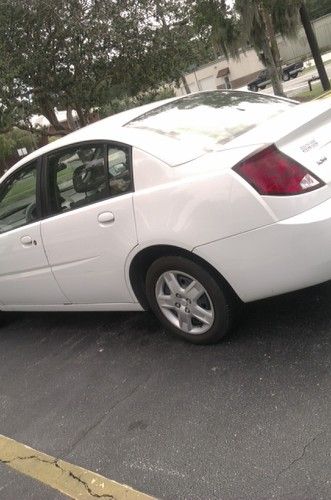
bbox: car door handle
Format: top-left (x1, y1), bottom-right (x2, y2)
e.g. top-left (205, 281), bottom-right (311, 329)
top-left (20, 235), bottom-right (33, 246)
top-left (97, 212), bottom-right (115, 224)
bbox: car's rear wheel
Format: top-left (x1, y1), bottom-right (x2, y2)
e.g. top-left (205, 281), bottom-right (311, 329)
top-left (282, 72), bottom-right (290, 82)
top-left (250, 85), bottom-right (258, 92)
top-left (291, 72), bottom-right (298, 79)
top-left (0, 312), bottom-right (6, 327)
top-left (145, 256), bottom-right (233, 344)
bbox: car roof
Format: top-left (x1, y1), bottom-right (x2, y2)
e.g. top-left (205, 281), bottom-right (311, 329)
top-left (2, 93), bottom-right (210, 181)
top-left (1, 90), bottom-right (293, 181)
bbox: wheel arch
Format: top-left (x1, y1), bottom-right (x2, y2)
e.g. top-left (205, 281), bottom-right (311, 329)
top-left (128, 244), bottom-right (239, 310)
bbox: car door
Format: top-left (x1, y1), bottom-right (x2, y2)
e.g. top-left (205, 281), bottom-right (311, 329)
top-left (0, 159), bottom-right (68, 306)
top-left (40, 141), bottom-right (138, 304)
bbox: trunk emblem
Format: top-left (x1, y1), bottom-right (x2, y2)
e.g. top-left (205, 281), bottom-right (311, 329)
top-left (300, 139), bottom-right (318, 153)
top-left (316, 156), bottom-right (328, 166)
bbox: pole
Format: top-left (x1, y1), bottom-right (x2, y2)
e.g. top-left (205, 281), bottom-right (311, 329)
top-left (300, 2), bottom-right (330, 91)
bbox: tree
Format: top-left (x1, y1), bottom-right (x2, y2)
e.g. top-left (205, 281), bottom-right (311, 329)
top-left (192, 0), bottom-right (241, 60)
top-left (0, 0), bottom-right (115, 132)
top-left (299, 2), bottom-right (330, 91)
top-left (0, 0), bottom-right (204, 133)
top-left (0, 128), bottom-right (36, 174)
top-left (189, 1), bottom-right (286, 96)
top-left (306, 0), bottom-right (331, 20)
top-left (271, 0), bottom-right (330, 91)
top-left (234, 0), bottom-right (286, 97)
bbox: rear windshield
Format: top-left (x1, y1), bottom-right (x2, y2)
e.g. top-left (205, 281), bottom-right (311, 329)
top-left (126, 91), bottom-right (296, 150)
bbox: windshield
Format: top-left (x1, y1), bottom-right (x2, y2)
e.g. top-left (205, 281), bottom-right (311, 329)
top-left (126, 91), bottom-right (296, 151)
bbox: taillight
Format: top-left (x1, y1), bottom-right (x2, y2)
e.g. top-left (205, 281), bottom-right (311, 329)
top-left (233, 145), bottom-right (324, 196)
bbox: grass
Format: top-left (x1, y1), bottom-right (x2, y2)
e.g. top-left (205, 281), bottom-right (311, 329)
top-left (1, 174), bottom-right (36, 211)
top-left (293, 79), bottom-right (331, 102)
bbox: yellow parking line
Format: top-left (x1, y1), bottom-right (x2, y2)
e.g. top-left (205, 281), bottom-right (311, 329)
top-left (315, 90), bottom-right (331, 99)
top-left (0, 434), bottom-right (154, 500)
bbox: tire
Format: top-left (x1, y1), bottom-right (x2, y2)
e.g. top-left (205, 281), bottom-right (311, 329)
top-left (282, 72), bottom-right (290, 82)
top-left (145, 256), bottom-right (234, 344)
top-left (0, 312), bottom-right (7, 327)
top-left (251, 85), bottom-right (258, 92)
top-left (291, 72), bottom-right (298, 79)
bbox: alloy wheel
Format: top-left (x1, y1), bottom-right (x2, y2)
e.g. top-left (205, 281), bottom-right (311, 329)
top-left (155, 270), bottom-right (215, 335)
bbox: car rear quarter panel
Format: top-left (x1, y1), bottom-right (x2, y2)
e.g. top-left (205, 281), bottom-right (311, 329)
top-left (132, 147), bottom-right (275, 250)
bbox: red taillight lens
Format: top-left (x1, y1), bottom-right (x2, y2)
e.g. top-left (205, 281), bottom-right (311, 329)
top-left (233, 145), bottom-right (324, 195)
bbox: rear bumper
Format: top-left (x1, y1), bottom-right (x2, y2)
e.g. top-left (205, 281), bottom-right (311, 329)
top-left (193, 197), bottom-right (331, 302)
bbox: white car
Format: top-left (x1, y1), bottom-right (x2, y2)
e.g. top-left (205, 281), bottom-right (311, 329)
top-left (1, 90), bottom-right (330, 344)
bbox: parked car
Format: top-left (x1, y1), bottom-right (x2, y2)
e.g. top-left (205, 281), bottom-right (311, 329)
top-left (1, 91), bottom-right (330, 344)
top-left (247, 69), bottom-right (270, 92)
top-left (247, 61), bottom-right (304, 91)
top-left (282, 60), bottom-right (304, 81)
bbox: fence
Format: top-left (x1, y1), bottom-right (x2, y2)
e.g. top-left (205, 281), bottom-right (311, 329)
top-left (278, 13), bottom-right (331, 63)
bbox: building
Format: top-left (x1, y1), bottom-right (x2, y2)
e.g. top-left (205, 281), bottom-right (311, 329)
top-left (176, 13), bottom-right (331, 95)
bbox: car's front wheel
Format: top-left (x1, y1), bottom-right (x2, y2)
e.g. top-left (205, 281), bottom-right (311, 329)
top-left (282, 72), bottom-right (290, 81)
top-left (145, 256), bottom-right (233, 344)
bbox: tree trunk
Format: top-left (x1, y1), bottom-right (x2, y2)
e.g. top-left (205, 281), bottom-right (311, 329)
top-left (181, 74), bottom-right (191, 94)
top-left (0, 158), bottom-right (7, 176)
top-left (75, 105), bottom-right (87, 127)
top-left (300, 2), bottom-right (330, 91)
top-left (263, 9), bottom-right (282, 75)
top-left (155, 0), bottom-right (191, 95)
top-left (261, 38), bottom-right (286, 97)
top-left (259, 5), bottom-right (286, 97)
top-left (38, 130), bottom-right (48, 148)
top-left (38, 96), bottom-right (66, 132)
top-left (66, 106), bottom-right (76, 130)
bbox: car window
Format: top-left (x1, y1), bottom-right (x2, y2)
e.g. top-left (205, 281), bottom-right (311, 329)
top-left (0, 161), bottom-right (38, 234)
top-left (108, 146), bottom-right (132, 196)
top-left (46, 143), bottom-right (132, 215)
top-left (126, 91), bottom-right (297, 152)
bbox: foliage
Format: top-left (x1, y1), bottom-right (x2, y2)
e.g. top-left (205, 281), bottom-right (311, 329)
top-left (0, 0), bottom-right (205, 133)
top-left (306, 0), bottom-right (331, 21)
top-left (271, 0), bottom-right (302, 38)
top-left (99, 87), bottom-right (175, 118)
top-left (0, 128), bottom-right (36, 173)
top-left (191, 0), bottom-right (241, 59)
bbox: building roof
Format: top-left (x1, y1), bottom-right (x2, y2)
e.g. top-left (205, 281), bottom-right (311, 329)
top-left (216, 67), bottom-right (230, 78)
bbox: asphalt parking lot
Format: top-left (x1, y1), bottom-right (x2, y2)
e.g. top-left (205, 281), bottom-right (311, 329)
top-left (0, 282), bottom-right (330, 500)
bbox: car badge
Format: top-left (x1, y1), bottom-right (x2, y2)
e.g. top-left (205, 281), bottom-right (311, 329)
top-left (316, 156), bottom-right (327, 166)
top-left (300, 139), bottom-right (318, 153)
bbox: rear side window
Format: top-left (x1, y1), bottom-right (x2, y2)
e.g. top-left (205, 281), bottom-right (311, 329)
top-left (126, 91), bottom-right (296, 151)
top-left (0, 161), bottom-right (38, 233)
top-left (46, 143), bottom-right (132, 215)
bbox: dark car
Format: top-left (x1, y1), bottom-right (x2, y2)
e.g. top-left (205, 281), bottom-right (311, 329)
top-left (282, 61), bottom-right (304, 81)
top-left (247, 61), bottom-right (304, 92)
top-left (247, 70), bottom-right (270, 92)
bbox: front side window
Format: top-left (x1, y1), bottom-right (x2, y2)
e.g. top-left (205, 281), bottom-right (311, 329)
top-left (0, 161), bottom-right (38, 234)
top-left (46, 143), bottom-right (132, 215)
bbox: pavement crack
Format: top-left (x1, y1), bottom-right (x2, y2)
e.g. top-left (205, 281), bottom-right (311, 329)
top-left (0, 455), bottom-right (54, 465)
top-left (276, 431), bottom-right (324, 480)
top-left (1, 455), bottom-right (114, 498)
top-left (54, 460), bottom-right (114, 499)
top-left (62, 372), bottom-right (153, 458)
